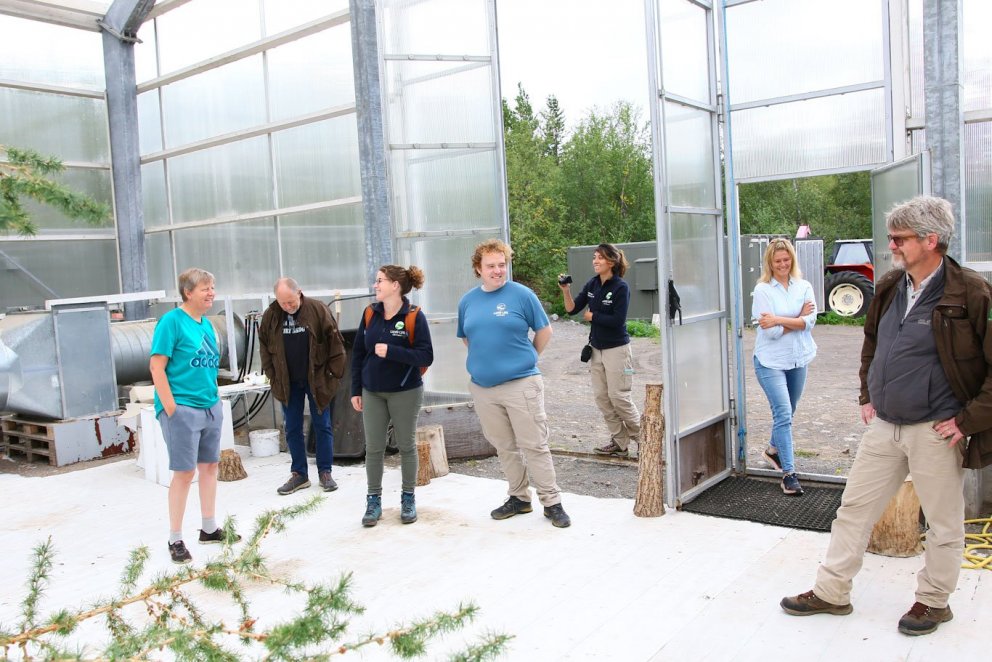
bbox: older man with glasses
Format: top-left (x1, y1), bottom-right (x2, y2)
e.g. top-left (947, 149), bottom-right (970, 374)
top-left (781, 196), bottom-right (992, 636)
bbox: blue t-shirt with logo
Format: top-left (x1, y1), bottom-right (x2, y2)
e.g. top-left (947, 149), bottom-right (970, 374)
top-left (151, 307), bottom-right (221, 416)
top-left (457, 281), bottom-right (549, 387)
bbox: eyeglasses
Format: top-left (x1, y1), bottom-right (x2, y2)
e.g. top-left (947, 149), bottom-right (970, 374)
top-left (887, 233), bottom-right (923, 247)
top-left (374, 278), bottom-right (391, 285)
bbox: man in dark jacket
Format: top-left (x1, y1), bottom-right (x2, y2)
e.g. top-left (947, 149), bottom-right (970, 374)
top-left (260, 277), bottom-right (346, 495)
top-left (781, 196), bottom-right (992, 636)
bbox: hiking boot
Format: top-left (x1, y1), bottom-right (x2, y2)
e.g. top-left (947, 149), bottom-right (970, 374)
top-left (362, 494), bottom-right (382, 527)
top-left (543, 503), bottom-right (571, 528)
top-left (318, 470), bottom-right (338, 492)
top-left (168, 540), bottom-right (192, 565)
top-left (782, 473), bottom-right (804, 496)
top-left (594, 440), bottom-right (627, 457)
top-left (400, 491), bottom-right (417, 524)
top-left (277, 472), bottom-right (310, 495)
top-left (198, 527), bottom-right (242, 545)
top-left (490, 496), bottom-right (533, 520)
top-left (780, 590), bottom-right (852, 616)
top-left (898, 601), bottom-right (953, 636)
top-left (762, 447), bottom-right (782, 471)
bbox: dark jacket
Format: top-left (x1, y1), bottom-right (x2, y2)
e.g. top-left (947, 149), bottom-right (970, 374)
top-left (259, 294), bottom-right (346, 413)
top-left (351, 298), bottom-right (433, 396)
top-left (568, 275), bottom-right (631, 350)
top-left (860, 256), bottom-right (992, 469)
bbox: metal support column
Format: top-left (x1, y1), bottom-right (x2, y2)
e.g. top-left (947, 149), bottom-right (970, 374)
top-left (350, 0), bottom-right (393, 282)
top-left (101, 0), bottom-right (155, 321)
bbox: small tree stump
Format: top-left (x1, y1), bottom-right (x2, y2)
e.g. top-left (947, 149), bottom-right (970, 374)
top-left (634, 383), bottom-right (666, 517)
top-left (416, 439), bottom-right (432, 486)
top-left (868, 478), bottom-right (923, 557)
top-left (218, 448), bottom-right (247, 482)
top-left (417, 425), bottom-right (449, 478)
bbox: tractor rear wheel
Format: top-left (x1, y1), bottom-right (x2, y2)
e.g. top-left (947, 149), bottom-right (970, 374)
top-left (825, 272), bottom-right (873, 317)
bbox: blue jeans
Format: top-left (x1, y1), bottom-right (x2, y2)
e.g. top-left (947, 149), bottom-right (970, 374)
top-left (753, 356), bottom-right (807, 474)
top-left (282, 381), bottom-right (333, 477)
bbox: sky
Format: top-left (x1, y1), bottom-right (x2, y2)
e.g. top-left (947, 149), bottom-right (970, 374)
top-left (494, 0), bottom-right (650, 129)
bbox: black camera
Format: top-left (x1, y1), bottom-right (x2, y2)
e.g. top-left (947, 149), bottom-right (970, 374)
top-left (558, 274), bottom-right (573, 285)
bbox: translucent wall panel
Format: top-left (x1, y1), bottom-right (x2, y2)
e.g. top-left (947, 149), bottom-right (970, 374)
top-left (134, 22), bottom-right (158, 84)
top-left (279, 207), bottom-right (365, 290)
top-left (145, 231), bottom-right (175, 292)
top-left (907, 0), bottom-right (924, 120)
top-left (381, 0), bottom-right (490, 54)
top-left (732, 89), bottom-right (886, 181)
top-left (384, 62), bottom-right (495, 144)
top-left (671, 214), bottom-right (720, 316)
top-left (664, 102), bottom-right (715, 207)
top-left (0, 240), bottom-right (118, 307)
top-left (390, 149), bottom-right (500, 233)
top-left (0, 16), bottom-right (104, 88)
top-left (137, 91), bottom-right (164, 154)
top-left (397, 236), bottom-right (480, 318)
top-left (963, 0), bottom-right (992, 113)
top-left (21, 168), bottom-right (113, 230)
top-left (659, 0), bottom-right (709, 103)
top-left (421, 324), bottom-right (470, 400)
top-left (141, 161), bottom-right (168, 228)
top-left (161, 57), bottom-right (266, 147)
top-left (673, 318), bottom-right (724, 432)
top-left (267, 30), bottom-right (355, 121)
top-left (154, 0), bottom-right (262, 74)
top-left (264, 0), bottom-right (349, 36)
top-left (173, 219), bottom-right (279, 295)
top-left (168, 138), bottom-right (273, 224)
top-left (0, 89), bottom-right (109, 163)
top-left (965, 122), bottom-right (992, 262)
top-left (726, 0), bottom-right (883, 104)
top-left (273, 118), bottom-right (360, 207)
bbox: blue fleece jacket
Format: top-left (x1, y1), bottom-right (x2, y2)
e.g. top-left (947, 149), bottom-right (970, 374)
top-left (351, 298), bottom-right (434, 395)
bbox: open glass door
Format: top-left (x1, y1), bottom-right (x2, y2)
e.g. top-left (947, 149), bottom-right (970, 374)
top-left (645, 0), bottom-right (732, 507)
top-left (870, 152), bottom-right (931, 281)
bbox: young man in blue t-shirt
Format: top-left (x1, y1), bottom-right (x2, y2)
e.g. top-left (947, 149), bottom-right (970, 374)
top-left (457, 239), bottom-right (570, 528)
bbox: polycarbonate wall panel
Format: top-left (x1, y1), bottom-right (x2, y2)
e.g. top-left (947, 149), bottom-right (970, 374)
top-left (726, 0), bottom-right (883, 104)
top-left (671, 214), bottom-right (720, 316)
top-left (137, 91), bottom-right (164, 154)
top-left (907, 0), bottom-right (924, 120)
top-left (279, 207), bottom-right (365, 290)
top-left (733, 89), bottom-right (886, 181)
top-left (141, 162), bottom-right (168, 228)
top-left (384, 62), bottom-right (495, 144)
top-left (659, 0), bottom-right (709, 103)
top-left (134, 22), bottom-right (158, 84)
top-left (267, 30), bottom-right (355, 121)
top-left (0, 15), bottom-right (104, 89)
top-left (264, 0), bottom-right (349, 34)
top-left (390, 149), bottom-right (500, 233)
top-left (673, 318), bottom-right (724, 432)
top-left (168, 138), bottom-right (273, 224)
top-left (21, 168), bottom-right (114, 231)
top-left (0, 89), bottom-right (109, 163)
top-left (965, 122), bottom-right (992, 262)
top-left (397, 236), bottom-right (480, 318)
top-left (173, 219), bottom-right (279, 295)
top-left (381, 0), bottom-right (490, 54)
top-left (422, 325), bottom-right (470, 398)
top-left (272, 118), bottom-right (361, 207)
top-left (153, 0), bottom-right (262, 74)
top-left (963, 0), bottom-right (992, 113)
top-left (0, 240), bottom-right (118, 307)
top-left (664, 102), bottom-right (715, 207)
top-left (145, 232), bottom-right (174, 292)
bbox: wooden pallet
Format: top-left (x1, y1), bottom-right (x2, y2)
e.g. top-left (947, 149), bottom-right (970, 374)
top-left (1, 418), bottom-right (57, 465)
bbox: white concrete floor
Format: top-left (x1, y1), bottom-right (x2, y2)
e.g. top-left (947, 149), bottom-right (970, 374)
top-left (1, 452), bottom-right (988, 661)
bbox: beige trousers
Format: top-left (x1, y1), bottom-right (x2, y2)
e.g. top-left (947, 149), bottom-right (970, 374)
top-left (814, 417), bottom-right (966, 608)
top-left (590, 344), bottom-right (641, 450)
top-left (469, 375), bottom-right (562, 507)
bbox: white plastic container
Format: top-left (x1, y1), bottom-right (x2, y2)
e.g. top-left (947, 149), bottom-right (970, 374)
top-left (249, 429), bottom-right (280, 457)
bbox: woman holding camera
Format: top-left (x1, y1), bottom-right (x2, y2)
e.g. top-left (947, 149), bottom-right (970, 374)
top-left (559, 243), bottom-right (640, 457)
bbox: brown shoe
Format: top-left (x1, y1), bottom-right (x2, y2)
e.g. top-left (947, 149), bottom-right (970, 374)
top-left (780, 590), bottom-right (853, 616)
top-left (898, 601), bottom-right (952, 636)
top-left (594, 441), bottom-right (627, 457)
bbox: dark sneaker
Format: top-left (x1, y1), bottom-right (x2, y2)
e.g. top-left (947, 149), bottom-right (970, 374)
top-left (490, 496), bottom-right (534, 520)
top-left (781, 590), bottom-right (853, 616)
top-left (782, 473), bottom-right (804, 496)
top-left (362, 494), bottom-right (382, 527)
top-left (898, 601), bottom-right (953, 636)
top-left (543, 503), bottom-right (571, 528)
top-left (198, 527), bottom-right (242, 545)
top-left (168, 540), bottom-right (192, 565)
top-left (401, 491), bottom-right (417, 524)
top-left (594, 441), bottom-right (627, 457)
top-left (277, 472), bottom-right (310, 495)
top-left (762, 447), bottom-right (783, 471)
top-left (318, 470), bottom-right (338, 492)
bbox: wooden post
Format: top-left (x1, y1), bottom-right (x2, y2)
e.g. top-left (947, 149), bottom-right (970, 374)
top-left (416, 439), bottom-right (432, 486)
top-left (416, 424), bottom-right (449, 478)
top-left (218, 448), bottom-right (247, 481)
top-left (868, 478), bottom-right (923, 557)
top-left (634, 383), bottom-right (666, 517)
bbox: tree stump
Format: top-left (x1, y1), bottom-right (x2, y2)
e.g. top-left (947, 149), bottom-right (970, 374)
top-left (417, 424), bottom-right (449, 478)
top-left (634, 383), bottom-right (666, 517)
top-left (218, 448), bottom-right (247, 482)
top-left (868, 478), bottom-right (923, 557)
top-left (416, 439), bottom-right (432, 486)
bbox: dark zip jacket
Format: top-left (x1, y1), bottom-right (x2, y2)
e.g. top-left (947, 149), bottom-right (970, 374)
top-left (568, 275), bottom-right (631, 350)
top-left (351, 298), bottom-right (434, 396)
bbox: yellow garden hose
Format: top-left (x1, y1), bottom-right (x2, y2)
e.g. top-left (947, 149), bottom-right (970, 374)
top-left (962, 517), bottom-right (992, 570)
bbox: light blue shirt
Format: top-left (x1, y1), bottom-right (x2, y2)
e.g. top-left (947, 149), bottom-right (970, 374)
top-left (751, 277), bottom-right (817, 370)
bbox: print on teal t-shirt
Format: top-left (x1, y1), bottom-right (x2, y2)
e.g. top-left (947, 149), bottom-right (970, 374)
top-left (151, 307), bottom-right (221, 416)
top-left (457, 281), bottom-right (549, 387)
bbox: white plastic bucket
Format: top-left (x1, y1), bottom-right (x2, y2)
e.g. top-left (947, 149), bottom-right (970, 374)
top-left (249, 429), bottom-right (280, 457)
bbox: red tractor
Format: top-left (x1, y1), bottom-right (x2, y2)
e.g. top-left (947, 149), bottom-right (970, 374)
top-left (824, 239), bottom-right (874, 318)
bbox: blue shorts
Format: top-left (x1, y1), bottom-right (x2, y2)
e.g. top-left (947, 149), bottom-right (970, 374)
top-left (158, 401), bottom-right (223, 471)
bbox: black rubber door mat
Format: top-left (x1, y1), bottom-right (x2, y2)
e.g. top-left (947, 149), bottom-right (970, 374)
top-left (680, 476), bottom-right (843, 532)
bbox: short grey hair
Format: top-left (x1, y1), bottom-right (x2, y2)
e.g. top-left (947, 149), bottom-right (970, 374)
top-left (178, 268), bottom-right (214, 302)
top-left (273, 277), bottom-right (301, 294)
top-left (886, 196), bottom-right (955, 254)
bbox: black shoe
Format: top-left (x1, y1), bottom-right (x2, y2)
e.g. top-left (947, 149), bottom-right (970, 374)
top-left (318, 470), bottom-right (338, 492)
top-left (168, 540), bottom-right (192, 564)
top-left (782, 473), bottom-right (804, 496)
top-left (277, 472), bottom-right (311, 495)
top-left (898, 602), bottom-right (953, 636)
top-left (490, 496), bottom-right (533, 520)
top-left (543, 503), bottom-right (571, 528)
top-left (762, 447), bottom-right (783, 471)
top-left (198, 527), bottom-right (242, 545)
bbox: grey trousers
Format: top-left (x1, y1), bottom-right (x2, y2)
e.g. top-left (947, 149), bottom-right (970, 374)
top-left (362, 386), bottom-right (424, 494)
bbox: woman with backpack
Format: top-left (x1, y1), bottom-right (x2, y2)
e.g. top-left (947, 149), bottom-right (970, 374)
top-left (351, 265), bottom-right (433, 526)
